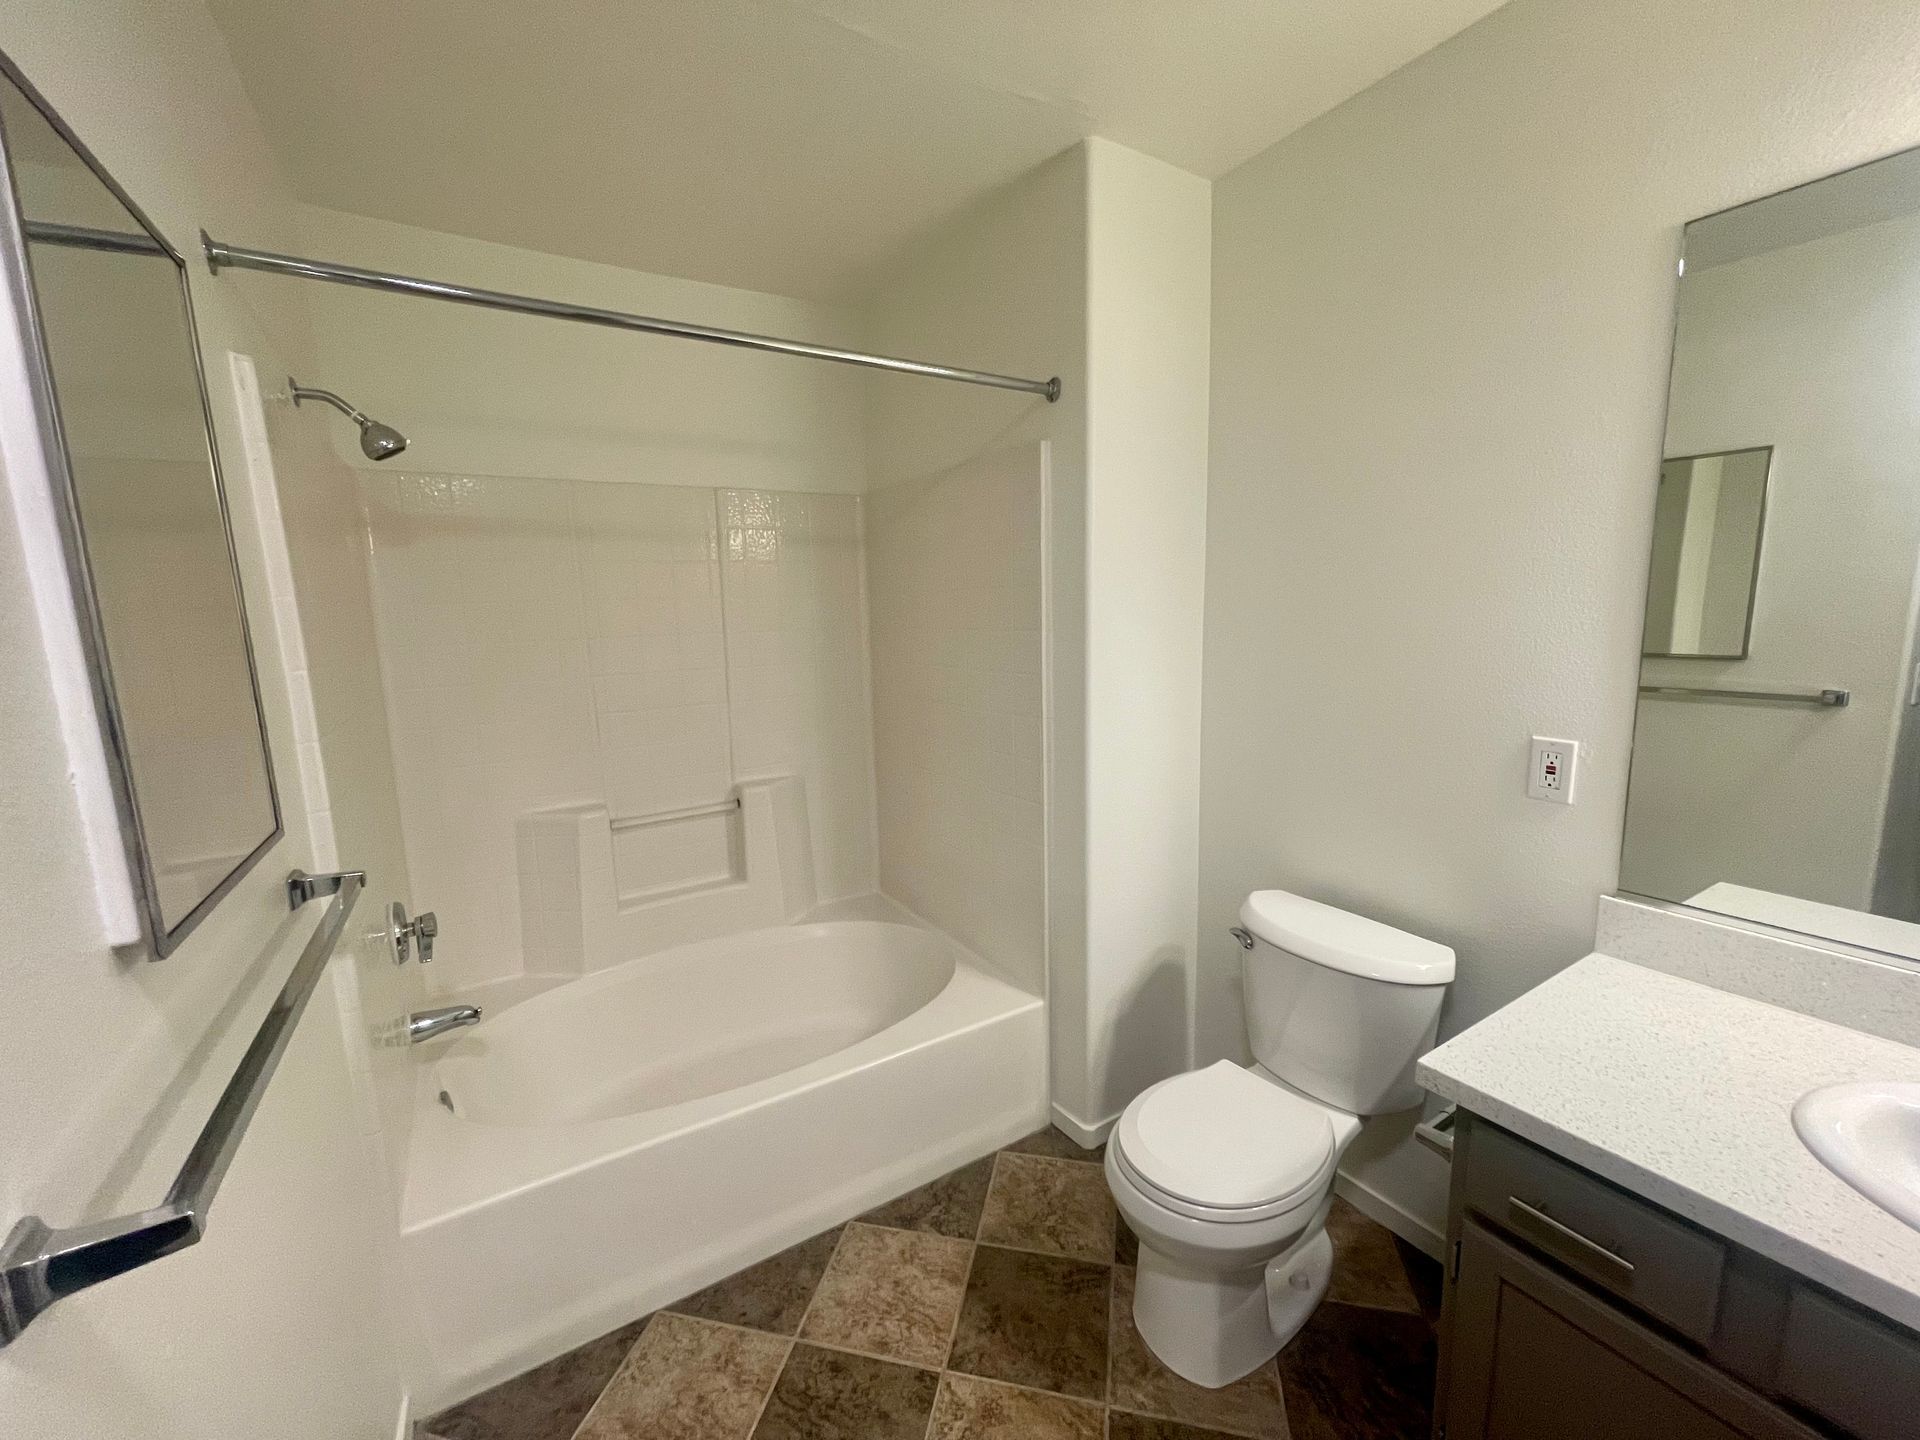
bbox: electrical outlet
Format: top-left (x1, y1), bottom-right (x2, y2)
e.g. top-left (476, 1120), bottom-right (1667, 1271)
top-left (1528, 736), bottom-right (1578, 804)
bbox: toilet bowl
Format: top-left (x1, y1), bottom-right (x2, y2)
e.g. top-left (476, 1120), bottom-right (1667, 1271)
top-left (1106, 890), bottom-right (1453, 1388)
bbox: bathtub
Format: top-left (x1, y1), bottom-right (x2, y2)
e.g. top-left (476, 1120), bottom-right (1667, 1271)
top-left (398, 914), bottom-right (1047, 1408)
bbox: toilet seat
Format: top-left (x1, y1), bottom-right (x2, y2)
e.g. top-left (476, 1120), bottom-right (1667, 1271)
top-left (1112, 1061), bottom-right (1335, 1223)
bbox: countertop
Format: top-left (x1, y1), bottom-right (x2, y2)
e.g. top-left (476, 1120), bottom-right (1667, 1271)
top-left (1418, 952), bottom-right (1920, 1332)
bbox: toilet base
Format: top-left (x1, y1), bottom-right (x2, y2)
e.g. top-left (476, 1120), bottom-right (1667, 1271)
top-left (1132, 1221), bottom-right (1335, 1389)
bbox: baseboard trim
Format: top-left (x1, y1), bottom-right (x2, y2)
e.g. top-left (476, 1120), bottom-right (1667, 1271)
top-left (1334, 1172), bottom-right (1444, 1259)
top-left (1049, 1100), bottom-right (1117, 1150)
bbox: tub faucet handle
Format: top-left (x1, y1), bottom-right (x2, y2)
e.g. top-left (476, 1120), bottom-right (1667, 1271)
top-left (390, 901), bottom-right (439, 965)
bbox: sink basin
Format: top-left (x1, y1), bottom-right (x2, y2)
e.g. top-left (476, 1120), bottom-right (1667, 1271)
top-left (1793, 1081), bottom-right (1920, 1231)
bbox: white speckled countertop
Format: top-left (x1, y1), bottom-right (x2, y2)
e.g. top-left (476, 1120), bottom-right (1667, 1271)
top-left (1418, 953), bottom-right (1920, 1332)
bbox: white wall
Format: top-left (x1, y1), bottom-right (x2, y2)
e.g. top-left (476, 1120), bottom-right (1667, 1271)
top-left (861, 147), bottom-right (1091, 1130)
top-left (1202, 0), bottom-right (1920, 1243)
top-left (1079, 139), bottom-right (1212, 1127)
top-left (0, 2), bottom-right (409, 1434)
top-left (298, 205), bottom-right (869, 493)
top-left (863, 139), bottom-right (1212, 1142)
top-left (362, 472), bottom-right (875, 988)
top-left (868, 443), bottom-right (1047, 995)
top-left (1626, 211), bottom-right (1920, 911)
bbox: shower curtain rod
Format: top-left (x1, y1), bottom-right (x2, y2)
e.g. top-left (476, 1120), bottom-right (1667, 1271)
top-left (200, 233), bottom-right (1061, 403)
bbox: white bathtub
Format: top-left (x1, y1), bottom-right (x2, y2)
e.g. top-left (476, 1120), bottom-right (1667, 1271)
top-left (399, 914), bottom-right (1046, 1408)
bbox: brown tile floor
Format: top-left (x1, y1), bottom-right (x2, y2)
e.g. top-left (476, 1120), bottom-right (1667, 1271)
top-left (425, 1130), bottom-right (1442, 1440)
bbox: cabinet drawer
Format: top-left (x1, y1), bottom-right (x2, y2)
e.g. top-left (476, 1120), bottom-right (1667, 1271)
top-left (1775, 1286), bottom-right (1920, 1440)
top-left (1462, 1122), bottom-right (1727, 1343)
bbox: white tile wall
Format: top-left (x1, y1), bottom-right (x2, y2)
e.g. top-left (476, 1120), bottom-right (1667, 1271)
top-left (720, 489), bottom-right (876, 903)
top-left (867, 445), bottom-right (1046, 994)
top-left (362, 472), bottom-right (876, 985)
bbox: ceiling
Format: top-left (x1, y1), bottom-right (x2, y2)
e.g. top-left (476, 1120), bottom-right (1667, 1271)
top-left (206, 0), bottom-right (1508, 302)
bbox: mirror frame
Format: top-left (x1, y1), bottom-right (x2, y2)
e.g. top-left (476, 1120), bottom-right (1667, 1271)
top-left (0, 50), bottom-right (282, 957)
top-left (1639, 444), bottom-right (1773, 662)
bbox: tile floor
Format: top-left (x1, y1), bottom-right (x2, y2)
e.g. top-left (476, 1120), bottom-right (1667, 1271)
top-left (424, 1128), bottom-right (1442, 1440)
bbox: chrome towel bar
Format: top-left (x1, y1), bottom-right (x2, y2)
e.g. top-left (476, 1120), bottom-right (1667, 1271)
top-left (1638, 684), bottom-right (1850, 709)
top-left (0, 868), bottom-right (365, 1346)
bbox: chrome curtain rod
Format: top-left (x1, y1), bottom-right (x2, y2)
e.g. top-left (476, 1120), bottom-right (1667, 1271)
top-left (201, 233), bottom-right (1061, 403)
top-left (1639, 684), bottom-right (1850, 708)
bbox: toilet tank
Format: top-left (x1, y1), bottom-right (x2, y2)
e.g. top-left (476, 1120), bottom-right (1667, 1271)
top-left (1238, 891), bottom-right (1454, 1115)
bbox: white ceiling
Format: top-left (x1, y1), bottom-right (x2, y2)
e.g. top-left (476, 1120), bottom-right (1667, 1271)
top-left (206, 0), bottom-right (1508, 301)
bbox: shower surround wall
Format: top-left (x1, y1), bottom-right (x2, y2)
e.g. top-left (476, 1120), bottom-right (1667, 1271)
top-left (362, 472), bottom-right (875, 986)
top-left (867, 445), bottom-right (1047, 994)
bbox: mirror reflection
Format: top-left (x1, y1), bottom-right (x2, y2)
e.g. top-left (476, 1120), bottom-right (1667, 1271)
top-left (1621, 145), bottom-right (1920, 949)
top-left (1, 70), bottom-right (278, 949)
top-left (1642, 448), bottom-right (1769, 660)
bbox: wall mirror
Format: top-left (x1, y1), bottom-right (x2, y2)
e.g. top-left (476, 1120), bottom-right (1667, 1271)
top-left (0, 59), bottom-right (280, 955)
top-left (1620, 142), bottom-right (1920, 958)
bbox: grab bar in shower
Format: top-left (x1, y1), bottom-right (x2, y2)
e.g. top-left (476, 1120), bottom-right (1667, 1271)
top-left (1638, 684), bottom-right (1850, 708)
top-left (609, 796), bottom-right (742, 832)
top-left (0, 868), bottom-right (365, 1346)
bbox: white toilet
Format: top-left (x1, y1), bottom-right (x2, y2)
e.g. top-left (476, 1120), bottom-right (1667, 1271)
top-left (1104, 889), bottom-right (1454, 1388)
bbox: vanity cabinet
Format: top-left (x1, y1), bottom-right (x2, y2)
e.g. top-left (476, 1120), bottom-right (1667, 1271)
top-left (1436, 1112), bottom-right (1920, 1440)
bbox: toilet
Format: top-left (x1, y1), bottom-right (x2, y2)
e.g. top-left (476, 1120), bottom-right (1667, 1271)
top-left (1104, 889), bottom-right (1454, 1388)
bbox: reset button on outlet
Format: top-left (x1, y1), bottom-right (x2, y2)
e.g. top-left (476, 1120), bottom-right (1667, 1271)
top-left (1528, 736), bottom-right (1579, 804)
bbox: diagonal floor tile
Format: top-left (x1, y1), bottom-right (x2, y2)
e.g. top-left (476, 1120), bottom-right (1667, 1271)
top-left (1277, 1299), bottom-right (1435, 1440)
top-left (926, 1373), bottom-right (1105, 1439)
top-left (977, 1154), bottom-right (1117, 1263)
top-left (947, 1245), bottom-right (1109, 1400)
top-left (858, 1156), bottom-right (996, 1239)
top-left (575, 1312), bottom-right (790, 1440)
top-left (1109, 1268), bottom-right (1289, 1438)
top-left (1325, 1199), bottom-right (1420, 1313)
top-left (1004, 1126), bottom-right (1105, 1163)
top-left (799, 1222), bottom-right (973, 1367)
top-left (750, 1343), bottom-right (939, 1440)
top-left (427, 1316), bottom-right (650, 1440)
top-left (668, 1227), bottom-right (845, 1334)
top-left (1109, 1413), bottom-right (1277, 1440)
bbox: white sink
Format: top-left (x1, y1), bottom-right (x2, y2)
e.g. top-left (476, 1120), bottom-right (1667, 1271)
top-left (1793, 1081), bottom-right (1920, 1231)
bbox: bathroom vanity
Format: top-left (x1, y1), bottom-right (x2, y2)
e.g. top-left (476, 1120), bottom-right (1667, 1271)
top-left (1420, 933), bottom-right (1920, 1440)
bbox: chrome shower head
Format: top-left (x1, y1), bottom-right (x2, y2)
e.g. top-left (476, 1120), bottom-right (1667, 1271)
top-left (357, 420), bottom-right (408, 462)
top-left (287, 377), bottom-right (408, 461)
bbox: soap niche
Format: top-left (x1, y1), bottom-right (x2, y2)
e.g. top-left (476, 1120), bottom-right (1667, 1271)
top-left (515, 777), bottom-right (818, 973)
top-left (611, 799), bottom-right (744, 904)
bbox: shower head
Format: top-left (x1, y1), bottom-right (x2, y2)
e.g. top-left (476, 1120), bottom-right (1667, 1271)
top-left (357, 419), bottom-right (408, 462)
top-left (287, 377), bottom-right (409, 461)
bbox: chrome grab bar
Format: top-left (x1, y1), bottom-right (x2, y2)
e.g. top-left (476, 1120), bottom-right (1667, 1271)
top-left (0, 868), bottom-right (365, 1346)
top-left (1638, 684), bottom-right (1849, 708)
top-left (609, 795), bottom-right (741, 833)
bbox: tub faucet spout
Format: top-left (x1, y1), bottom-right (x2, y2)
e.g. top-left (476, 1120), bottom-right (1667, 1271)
top-left (408, 1004), bottom-right (482, 1044)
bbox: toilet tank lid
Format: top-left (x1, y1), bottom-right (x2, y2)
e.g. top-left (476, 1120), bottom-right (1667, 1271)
top-left (1241, 891), bottom-right (1455, 986)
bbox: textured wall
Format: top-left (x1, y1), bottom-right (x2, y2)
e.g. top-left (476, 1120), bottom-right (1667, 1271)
top-left (1203, 0), bottom-right (1920, 1240)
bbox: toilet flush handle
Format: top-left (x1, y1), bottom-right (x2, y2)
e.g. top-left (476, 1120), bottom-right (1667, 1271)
top-left (1229, 926), bottom-right (1255, 951)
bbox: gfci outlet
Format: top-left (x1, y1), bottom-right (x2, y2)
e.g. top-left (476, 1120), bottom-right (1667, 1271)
top-left (1528, 736), bottom-right (1579, 804)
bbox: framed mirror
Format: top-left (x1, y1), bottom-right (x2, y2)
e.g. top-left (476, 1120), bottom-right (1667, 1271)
top-left (1620, 142), bottom-right (1920, 957)
top-left (1641, 447), bottom-right (1770, 660)
top-left (0, 57), bottom-right (280, 955)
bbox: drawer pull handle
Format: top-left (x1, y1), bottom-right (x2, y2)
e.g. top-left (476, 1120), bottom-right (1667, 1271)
top-left (1508, 1197), bottom-right (1635, 1280)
